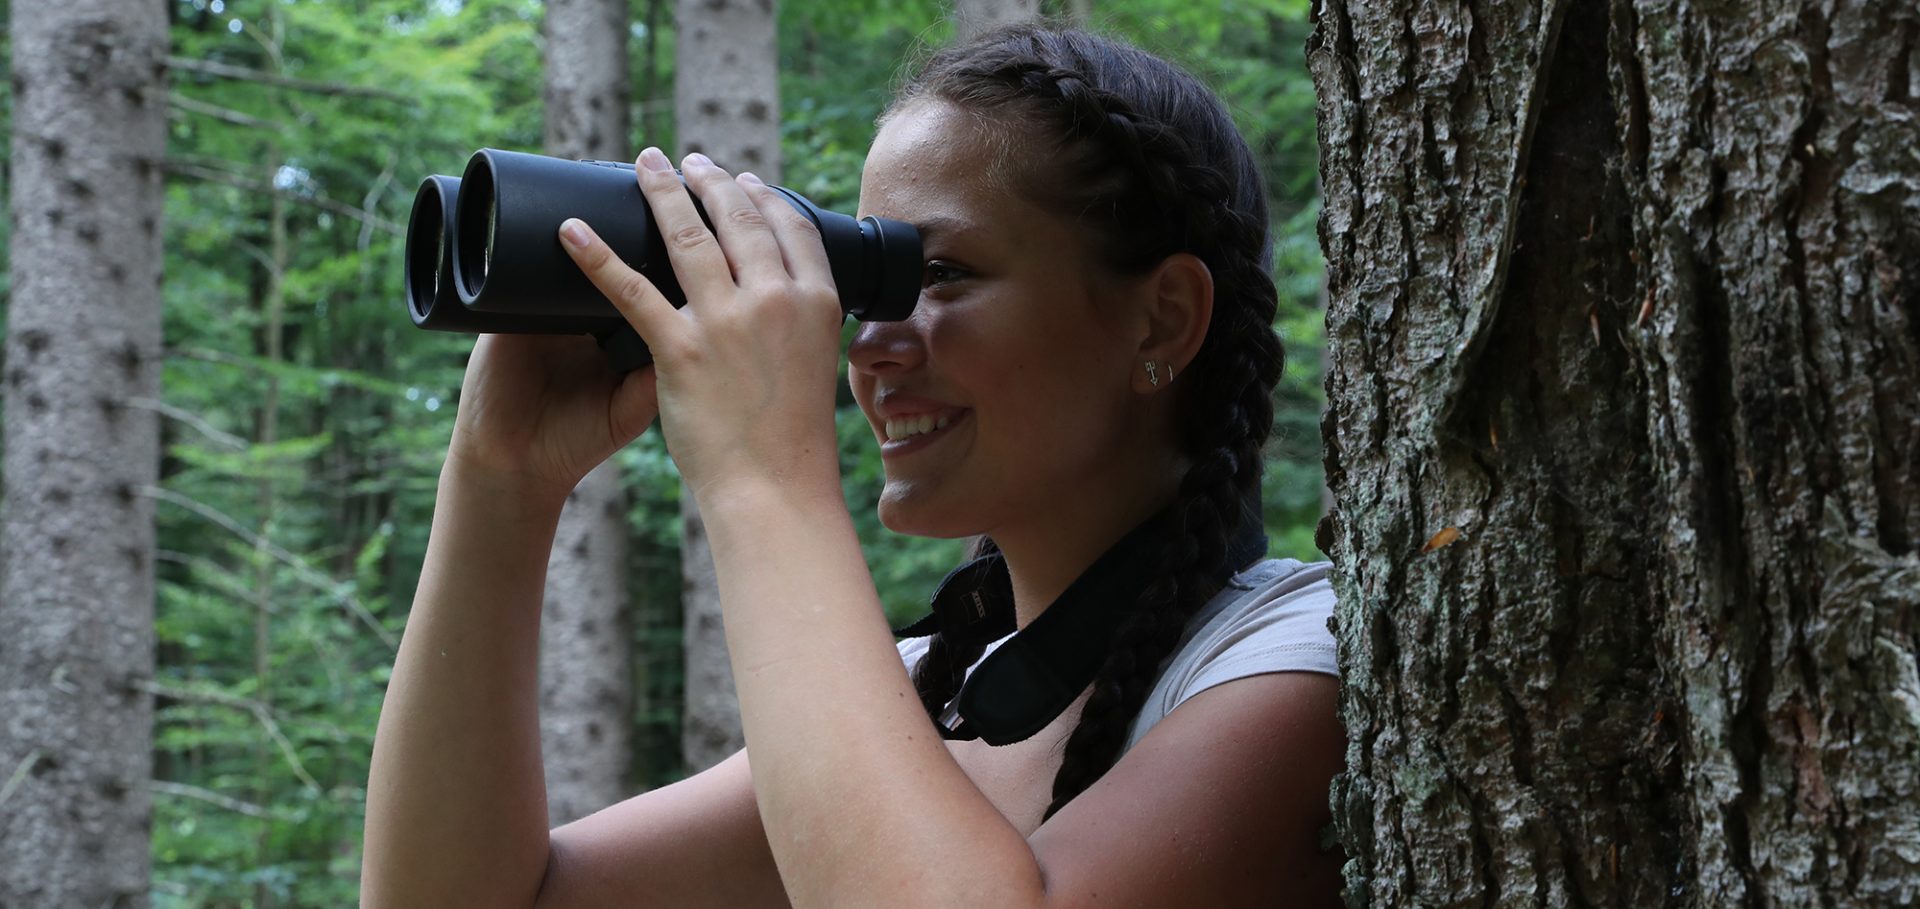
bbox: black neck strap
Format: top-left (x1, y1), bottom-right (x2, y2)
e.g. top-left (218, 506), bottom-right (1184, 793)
top-left (894, 514), bottom-right (1268, 746)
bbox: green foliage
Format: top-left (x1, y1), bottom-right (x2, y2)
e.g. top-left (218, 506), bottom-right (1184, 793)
top-left (2, 0), bottom-right (1323, 902)
top-left (147, 0), bottom-right (548, 903)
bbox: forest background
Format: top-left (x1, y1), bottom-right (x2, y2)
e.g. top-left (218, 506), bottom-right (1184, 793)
top-left (0, 0), bottom-right (1323, 903)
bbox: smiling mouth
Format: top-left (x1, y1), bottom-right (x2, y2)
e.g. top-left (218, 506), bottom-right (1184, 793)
top-left (883, 412), bottom-right (957, 442)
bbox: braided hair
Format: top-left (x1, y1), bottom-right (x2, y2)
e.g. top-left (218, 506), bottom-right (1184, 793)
top-left (890, 25), bottom-right (1285, 819)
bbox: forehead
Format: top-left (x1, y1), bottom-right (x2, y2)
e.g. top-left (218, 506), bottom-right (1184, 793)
top-left (857, 100), bottom-right (1024, 232)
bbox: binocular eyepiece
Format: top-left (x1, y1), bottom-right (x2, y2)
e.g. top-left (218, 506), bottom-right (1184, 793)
top-left (405, 149), bottom-right (922, 372)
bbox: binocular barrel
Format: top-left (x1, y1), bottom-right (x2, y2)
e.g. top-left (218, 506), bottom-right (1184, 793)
top-left (405, 148), bottom-right (923, 371)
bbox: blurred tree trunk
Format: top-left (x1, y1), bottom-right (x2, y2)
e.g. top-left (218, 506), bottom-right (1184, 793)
top-left (249, 16), bottom-right (293, 905)
top-left (0, 1), bottom-right (170, 906)
top-left (673, 0), bottom-right (781, 773)
top-left (954, 0), bottom-right (1039, 40)
top-left (641, 0), bottom-right (667, 142)
top-left (1311, 0), bottom-right (1920, 906)
top-left (540, 0), bottom-right (637, 826)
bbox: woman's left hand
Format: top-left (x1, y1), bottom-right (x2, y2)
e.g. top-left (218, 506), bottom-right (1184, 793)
top-left (559, 147), bottom-right (848, 505)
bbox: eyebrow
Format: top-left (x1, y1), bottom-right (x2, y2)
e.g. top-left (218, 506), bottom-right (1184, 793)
top-left (912, 215), bottom-right (982, 246)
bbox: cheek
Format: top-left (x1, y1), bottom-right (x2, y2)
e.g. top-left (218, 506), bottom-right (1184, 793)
top-left (941, 317), bottom-right (1131, 464)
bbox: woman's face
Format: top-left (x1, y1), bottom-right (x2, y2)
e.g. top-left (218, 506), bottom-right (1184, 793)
top-left (849, 100), bottom-right (1164, 539)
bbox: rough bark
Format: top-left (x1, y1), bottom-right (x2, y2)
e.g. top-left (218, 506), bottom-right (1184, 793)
top-left (1310, 0), bottom-right (1919, 905)
top-left (953, 0), bottom-right (1041, 41)
top-left (674, 0), bottom-right (782, 773)
top-left (540, 0), bottom-right (637, 826)
top-left (0, 1), bottom-right (170, 906)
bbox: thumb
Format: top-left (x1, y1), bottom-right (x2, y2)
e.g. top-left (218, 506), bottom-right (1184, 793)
top-left (607, 363), bottom-right (661, 445)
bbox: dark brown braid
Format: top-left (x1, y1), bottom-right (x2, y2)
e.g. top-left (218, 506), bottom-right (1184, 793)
top-left (893, 25), bottom-right (1285, 819)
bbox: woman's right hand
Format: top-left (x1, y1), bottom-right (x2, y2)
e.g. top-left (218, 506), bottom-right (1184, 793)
top-left (444, 332), bottom-right (660, 504)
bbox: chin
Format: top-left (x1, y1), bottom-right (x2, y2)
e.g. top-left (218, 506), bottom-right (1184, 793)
top-left (875, 484), bottom-right (983, 540)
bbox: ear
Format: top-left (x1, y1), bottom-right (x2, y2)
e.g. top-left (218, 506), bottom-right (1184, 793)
top-left (1131, 252), bottom-right (1213, 394)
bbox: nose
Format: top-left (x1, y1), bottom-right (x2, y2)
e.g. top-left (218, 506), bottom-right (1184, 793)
top-left (848, 310), bottom-right (927, 377)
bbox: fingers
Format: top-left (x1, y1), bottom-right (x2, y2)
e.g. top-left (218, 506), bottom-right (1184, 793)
top-left (568, 147), bottom-right (841, 349)
top-left (735, 173), bottom-right (839, 294)
top-left (626, 147), bottom-right (733, 302)
top-left (675, 154), bottom-right (790, 289)
top-left (558, 217), bottom-right (682, 349)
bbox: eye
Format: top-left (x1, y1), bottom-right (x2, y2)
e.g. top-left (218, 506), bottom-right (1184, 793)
top-left (922, 260), bottom-right (971, 289)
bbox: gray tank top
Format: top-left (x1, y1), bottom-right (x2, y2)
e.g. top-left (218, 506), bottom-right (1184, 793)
top-left (896, 558), bottom-right (1338, 753)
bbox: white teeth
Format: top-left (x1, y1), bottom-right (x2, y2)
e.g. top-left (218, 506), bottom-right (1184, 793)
top-left (885, 412), bottom-right (956, 442)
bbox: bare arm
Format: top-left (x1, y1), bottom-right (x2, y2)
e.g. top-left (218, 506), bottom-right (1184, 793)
top-left (360, 326), bottom-right (659, 906)
top-left (535, 750), bottom-right (789, 909)
top-left (361, 328), bottom-right (789, 908)
top-left (361, 463), bottom-right (562, 909)
top-left (361, 461), bottom-right (792, 909)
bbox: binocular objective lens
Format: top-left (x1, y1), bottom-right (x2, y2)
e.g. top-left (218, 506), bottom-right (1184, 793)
top-left (434, 235), bottom-right (446, 300)
top-left (483, 204), bottom-right (496, 281)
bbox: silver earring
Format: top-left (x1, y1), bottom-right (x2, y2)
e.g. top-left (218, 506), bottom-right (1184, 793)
top-left (1145, 360), bottom-right (1160, 387)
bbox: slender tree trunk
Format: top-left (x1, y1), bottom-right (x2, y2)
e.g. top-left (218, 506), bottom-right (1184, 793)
top-left (953, 0), bottom-right (1040, 41)
top-left (540, 0), bottom-right (638, 826)
top-left (642, 0), bottom-right (666, 143)
top-left (251, 187), bottom-right (288, 909)
top-left (0, 2), bottom-right (170, 906)
top-left (1311, 0), bottom-right (1920, 905)
top-left (673, 0), bottom-right (781, 773)
top-left (252, 19), bottom-right (291, 905)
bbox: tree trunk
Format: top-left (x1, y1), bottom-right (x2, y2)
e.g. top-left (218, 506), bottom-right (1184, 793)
top-left (953, 0), bottom-right (1040, 41)
top-left (251, 18), bottom-right (293, 903)
top-left (539, 460), bottom-right (634, 825)
top-left (540, 0), bottom-right (637, 826)
top-left (1311, 0), bottom-right (1920, 905)
top-left (673, 0), bottom-right (782, 773)
top-left (0, 1), bottom-right (170, 906)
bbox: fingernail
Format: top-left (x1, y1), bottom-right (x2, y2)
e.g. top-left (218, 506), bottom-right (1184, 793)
top-left (737, 172), bottom-right (764, 187)
top-left (684, 152), bottom-right (713, 169)
top-left (638, 147), bottom-right (672, 172)
top-left (560, 218), bottom-right (590, 249)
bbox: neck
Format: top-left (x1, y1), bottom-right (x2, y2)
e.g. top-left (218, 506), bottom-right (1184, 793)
top-left (991, 465), bottom-right (1183, 630)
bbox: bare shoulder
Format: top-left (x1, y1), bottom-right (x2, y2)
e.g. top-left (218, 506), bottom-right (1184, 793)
top-left (1028, 672), bottom-right (1345, 908)
top-left (533, 749), bottom-right (789, 909)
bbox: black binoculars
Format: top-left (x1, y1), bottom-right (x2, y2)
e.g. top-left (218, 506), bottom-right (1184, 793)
top-left (404, 149), bottom-right (923, 372)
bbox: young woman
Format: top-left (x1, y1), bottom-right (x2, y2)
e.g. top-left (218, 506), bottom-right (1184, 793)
top-left (364, 24), bottom-right (1343, 908)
